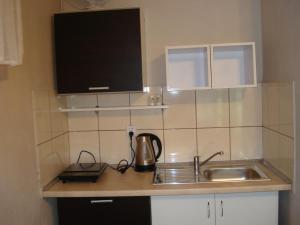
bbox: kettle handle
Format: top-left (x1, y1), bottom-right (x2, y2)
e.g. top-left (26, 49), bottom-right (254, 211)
top-left (138, 133), bottom-right (162, 162)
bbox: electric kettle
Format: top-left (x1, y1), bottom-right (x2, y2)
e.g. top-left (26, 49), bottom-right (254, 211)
top-left (135, 133), bottom-right (162, 172)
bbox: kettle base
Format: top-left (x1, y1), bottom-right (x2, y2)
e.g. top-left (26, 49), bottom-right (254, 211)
top-left (135, 164), bottom-right (156, 172)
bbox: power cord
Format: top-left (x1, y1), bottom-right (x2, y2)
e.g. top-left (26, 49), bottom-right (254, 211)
top-left (107, 131), bottom-right (135, 174)
top-left (76, 150), bottom-right (97, 169)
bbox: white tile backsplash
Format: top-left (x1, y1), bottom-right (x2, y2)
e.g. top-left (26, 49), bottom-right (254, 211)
top-left (68, 112), bottom-right (98, 131)
top-left (131, 109), bottom-right (163, 129)
top-left (65, 86), bottom-right (267, 165)
top-left (67, 94), bottom-right (99, 131)
top-left (164, 129), bottom-right (197, 163)
top-left (130, 91), bottom-right (163, 129)
top-left (98, 93), bottom-right (130, 130)
top-left (130, 87), bottom-right (163, 106)
top-left (197, 128), bottom-right (230, 161)
top-left (229, 86), bottom-right (262, 127)
top-left (263, 128), bottom-right (280, 168)
top-left (49, 92), bottom-right (68, 137)
top-left (163, 89), bottom-right (196, 129)
top-left (196, 89), bottom-right (229, 128)
top-left (278, 134), bottom-right (294, 180)
top-left (99, 131), bottom-right (131, 164)
top-left (32, 90), bottom-right (52, 144)
top-left (66, 94), bottom-right (98, 108)
top-left (262, 82), bottom-right (295, 181)
top-left (231, 127), bottom-right (263, 160)
top-left (278, 83), bottom-right (294, 137)
top-left (69, 131), bottom-right (100, 163)
top-left (38, 133), bottom-right (69, 188)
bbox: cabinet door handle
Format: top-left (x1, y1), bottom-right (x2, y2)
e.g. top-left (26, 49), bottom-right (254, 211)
top-left (221, 200), bottom-right (224, 217)
top-left (207, 202), bottom-right (210, 218)
top-left (90, 200), bottom-right (113, 204)
top-left (89, 86), bottom-right (110, 91)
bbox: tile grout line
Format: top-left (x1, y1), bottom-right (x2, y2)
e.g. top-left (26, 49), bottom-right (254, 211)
top-left (194, 90), bottom-right (199, 156)
top-left (228, 88), bottom-right (232, 161)
top-left (162, 88), bottom-right (166, 163)
top-left (263, 126), bottom-right (294, 140)
top-left (36, 131), bottom-right (69, 147)
top-left (67, 126), bottom-right (264, 133)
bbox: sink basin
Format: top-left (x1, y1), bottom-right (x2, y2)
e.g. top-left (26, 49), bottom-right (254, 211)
top-left (202, 165), bottom-right (270, 182)
top-left (153, 164), bottom-right (196, 184)
top-left (153, 163), bottom-right (270, 184)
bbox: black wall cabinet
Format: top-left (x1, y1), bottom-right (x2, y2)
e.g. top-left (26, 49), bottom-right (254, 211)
top-left (54, 8), bottom-right (143, 94)
top-left (57, 196), bottom-right (151, 225)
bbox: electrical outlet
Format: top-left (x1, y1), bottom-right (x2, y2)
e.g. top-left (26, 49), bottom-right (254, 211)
top-left (127, 125), bottom-right (137, 136)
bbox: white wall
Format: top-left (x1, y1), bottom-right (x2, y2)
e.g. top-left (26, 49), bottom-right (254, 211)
top-left (261, 1), bottom-right (300, 225)
top-left (63, 0), bottom-right (263, 86)
top-left (0, 0), bottom-right (62, 225)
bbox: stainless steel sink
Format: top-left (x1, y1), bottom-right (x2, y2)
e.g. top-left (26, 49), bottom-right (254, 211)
top-left (153, 164), bottom-right (196, 184)
top-left (153, 163), bottom-right (270, 185)
top-left (201, 165), bottom-right (270, 182)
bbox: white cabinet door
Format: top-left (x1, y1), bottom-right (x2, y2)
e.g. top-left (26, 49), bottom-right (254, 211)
top-left (151, 195), bottom-right (215, 225)
top-left (215, 192), bottom-right (278, 225)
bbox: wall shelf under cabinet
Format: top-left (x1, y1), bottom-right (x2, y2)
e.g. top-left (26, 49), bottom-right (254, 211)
top-left (58, 105), bottom-right (169, 112)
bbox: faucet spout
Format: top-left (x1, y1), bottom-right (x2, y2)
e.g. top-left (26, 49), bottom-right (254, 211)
top-left (199, 151), bottom-right (224, 167)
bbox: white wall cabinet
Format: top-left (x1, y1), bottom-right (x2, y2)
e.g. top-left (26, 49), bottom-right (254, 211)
top-left (166, 46), bottom-right (211, 91)
top-left (166, 42), bottom-right (257, 91)
top-left (151, 192), bottom-right (278, 225)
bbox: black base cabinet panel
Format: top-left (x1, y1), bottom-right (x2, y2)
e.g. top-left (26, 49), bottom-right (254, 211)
top-left (57, 196), bottom-right (151, 225)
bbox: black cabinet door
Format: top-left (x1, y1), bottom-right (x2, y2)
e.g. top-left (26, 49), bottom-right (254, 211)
top-left (54, 8), bottom-right (143, 94)
top-left (57, 197), bottom-right (151, 225)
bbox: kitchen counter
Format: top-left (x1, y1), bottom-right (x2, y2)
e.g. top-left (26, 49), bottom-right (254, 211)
top-left (42, 161), bottom-right (291, 198)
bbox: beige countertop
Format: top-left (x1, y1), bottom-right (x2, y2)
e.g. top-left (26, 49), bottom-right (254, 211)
top-left (42, 161), bottom-right (291, 198)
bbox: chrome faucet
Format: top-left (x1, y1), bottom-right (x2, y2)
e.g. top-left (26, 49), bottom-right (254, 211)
top-left (194, 151), bottom-right (224, 174)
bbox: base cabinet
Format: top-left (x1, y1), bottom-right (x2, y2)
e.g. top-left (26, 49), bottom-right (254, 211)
top-left (151, 192), bottom-right (278, 225)
top-left (151, 195), bottom-right (215, 225)
top-left (57, 196), bottom-right (151, 225)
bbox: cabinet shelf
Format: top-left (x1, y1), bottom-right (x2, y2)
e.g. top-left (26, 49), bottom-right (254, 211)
top-left (211, 42), bottom-right (257, 88)
top-left (165, 42), bottom-right (257, 91)
top-left (166, 45), bottom-right (211, 91)
top-left (58, 105), bottom-right (168, 112)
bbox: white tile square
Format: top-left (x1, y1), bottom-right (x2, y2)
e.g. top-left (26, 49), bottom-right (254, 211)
top-left (279, 82), bottom-right (294, 137)
top-left (230, 86), bottom-right (262, 127)
top-left (137, 130), bottom-right (165, 163)
top-left (68, 112), bottom-right (98, 131)
top-left (263, 127), bottom-right (294, 180)
top-left (278, 135), bottom-right (294, 180)
top-left (98, 93), bottom-right (130, 130)
top-left (262, 128), bottom-right (280, 169)
top-left (32, 89), bottom-right (51, 144)
top-left (196, 89), bottom-right (229, 128)
top-left (66, 94), bottom-right (98, 108)
top-left (67, 94), bottom-right (99, 131)
top-left (231, 127), bottom-right (262, 160)
top-left (131, 109), bottom-right (163, 129)
top-left (49, 91), bottom-right (68, 137)
top-left (37, 141), bottom-right (52, 186)
top-left (38, 140), bottom-right (65, 187)
top-left (163, 89), bottom-right (196, 129)
top-left (164, 129), bottom-right (197, 163)
top-left (69, 131), bottom-right (100, 163)
top-left (130, 91), bottom-right (163, 129)
top-left (130, 87), bottom-right (163, 106)
top-left (52, 133), bottom-right (70, 166)
top-left (197, 128), bottom-right (230, 161)
top-left (262, 83), bottom-right (280, 131)
top-left (99, 131), bottom-right (131, 164)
